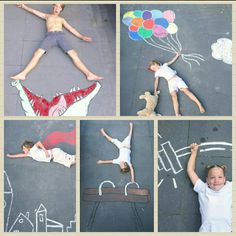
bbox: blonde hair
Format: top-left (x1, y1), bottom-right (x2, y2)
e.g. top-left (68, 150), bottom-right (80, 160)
top-left (53, 4), bottom-right (65, 12)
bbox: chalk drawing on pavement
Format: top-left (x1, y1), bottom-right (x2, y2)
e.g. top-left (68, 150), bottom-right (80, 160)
top-left (4, 171), bottom-right (75, 232)
top-left (211, 38), bottom-right (232, 64)
top-left (11, 80), bottom-right (101, 116)
top-left (158, 141), bottom-right (232, 188)
top-left (122, 9), bottom-right (205, 70)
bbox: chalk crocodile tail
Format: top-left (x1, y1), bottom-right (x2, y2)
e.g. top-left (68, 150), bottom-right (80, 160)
top-left (11, 80), bottom-right (100, 116)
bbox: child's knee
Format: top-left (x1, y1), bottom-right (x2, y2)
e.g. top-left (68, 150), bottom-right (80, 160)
top-left (68, 49), bottom-right (78, 59)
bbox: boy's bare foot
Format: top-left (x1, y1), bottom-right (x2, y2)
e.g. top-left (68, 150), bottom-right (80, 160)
top-left (199, 106), bottom-right (205, 114)
top-left (87, 73), bottom-right (104, 81)
top-left (11, 73), bottom-right (26, 80)
top-left (176, 113), bottom-right (182, 116)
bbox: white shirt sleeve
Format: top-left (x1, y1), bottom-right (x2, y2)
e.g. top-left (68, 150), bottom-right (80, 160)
top-left (28, 145), bottom-right (38, 157)
top-left (112, 158), bottom-right (119, 165)
top-left (193, 178), bottom-right (206, 193)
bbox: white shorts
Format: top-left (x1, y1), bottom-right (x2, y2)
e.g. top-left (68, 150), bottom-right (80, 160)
top-left (168, 76), bottom-right (188, 93)
top-left (51, 148), bottom-right (75, 168)
top-left (111, 135), bottom-right (131, 149)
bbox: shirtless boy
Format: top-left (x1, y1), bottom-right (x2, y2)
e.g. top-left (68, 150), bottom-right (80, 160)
top-left (11, 4), bottom-right (103, 81)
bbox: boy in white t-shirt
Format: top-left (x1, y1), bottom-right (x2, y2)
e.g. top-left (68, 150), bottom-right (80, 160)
top-left (148, 53), bottom-right (205, 116)
top-left (97, 122), bottom-right (135, 182)
top-left (187, 143), bottom-right (232, 232)
top-left (7, 140), bottom-right (76, 168)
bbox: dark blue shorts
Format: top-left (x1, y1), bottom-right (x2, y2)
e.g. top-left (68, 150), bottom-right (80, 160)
top-left (39, 31), bottom-right (73, 53)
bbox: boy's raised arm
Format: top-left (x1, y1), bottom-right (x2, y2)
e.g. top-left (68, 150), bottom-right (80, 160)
top-left (62, 19), bottom-right (92, 42)
top-left (187, 143), bottom-right (200, 185)
top-left (166, 52), bottom-right (181, 66)
top-left (154, 77), bottom-right (160, 96)
top-left (17, 4), bottom-right (48, 19)
top-left (130, 165), bottom-right (135, 182)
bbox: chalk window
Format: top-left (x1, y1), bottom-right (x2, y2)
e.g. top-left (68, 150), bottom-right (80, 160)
top-left (39, 214), bottom-right (44, 222)
top-left (19, 218), bottom-right (23, 224)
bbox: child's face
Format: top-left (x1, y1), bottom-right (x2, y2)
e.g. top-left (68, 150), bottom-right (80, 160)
top-left (119, 161), bottom-right (126, 169)
top-left (22, 146), bottom-right (30, 155)
top-left (149, 64), bottom-right (160, 72)
top-left (53, 4), bottom-right (63, 15)
top-left (206, 167), bottom-right (226, 191)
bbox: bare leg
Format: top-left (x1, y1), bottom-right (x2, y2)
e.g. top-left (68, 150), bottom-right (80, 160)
top-left (181, 88), bottom-right (205, 113)
top-left (101, 128), bottom-right (113, 142)
top-left (67, 49), bottom-right (103, 81)
top-left (128, 122), bottom-right (133, 137)
top-left (11, 48), bottom-right (45, 80)
top-left (170, 91), bottom-right (181, 116)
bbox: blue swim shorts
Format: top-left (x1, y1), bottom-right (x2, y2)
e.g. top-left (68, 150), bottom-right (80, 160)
top-left (39, 31), bottom-right (73, 53)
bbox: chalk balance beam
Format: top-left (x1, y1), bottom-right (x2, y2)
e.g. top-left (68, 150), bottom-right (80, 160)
top-left (83, 181), bottom-right (150, 231)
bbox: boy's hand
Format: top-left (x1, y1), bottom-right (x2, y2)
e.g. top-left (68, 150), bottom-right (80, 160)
top-left (190, 143), bottom-right (199, 153)
top-left (17, 4), bottom-right (25, 8)
top-left (97, 160), bottom-right (102, 164)
top-left (6, 154), bottom-right (11, 157)
top-left (81, 35), bottom-right (92, 42)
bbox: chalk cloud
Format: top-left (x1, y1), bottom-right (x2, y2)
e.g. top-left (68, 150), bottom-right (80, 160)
top-left (211, 38), bottom-right (232, 64)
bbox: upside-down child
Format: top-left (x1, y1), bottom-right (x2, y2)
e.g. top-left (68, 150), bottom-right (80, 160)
top-left (7, 140), bottom-right (76, 168)
top-left (148, 52), bottom-right (205, 116)
top-left (97, 122), bottom-right (135, 182)
top-left (187, 143), bottom-right (232, 232)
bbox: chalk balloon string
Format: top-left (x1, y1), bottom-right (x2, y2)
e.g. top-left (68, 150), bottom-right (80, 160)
top-left (122, 9), bottom-right (205, 71)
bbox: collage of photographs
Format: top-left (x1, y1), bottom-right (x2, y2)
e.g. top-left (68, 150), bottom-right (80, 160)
top-left (2, 1), bottom-right (233, 234)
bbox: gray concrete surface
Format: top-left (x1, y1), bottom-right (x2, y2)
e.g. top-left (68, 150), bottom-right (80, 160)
top-left (80, 120), bottom-right (154, 232)
top-left (4, 4), bottom-right (116, 116)
top-left (4, 120), bottom-right (76, 232)
top-left (121, 4), bottom-right (232, 116)
top-left (158, 120), bottom-right (232, 232)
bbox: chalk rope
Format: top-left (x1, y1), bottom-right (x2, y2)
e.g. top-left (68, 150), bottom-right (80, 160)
top-left (145, 33), bottom-right (205, 71)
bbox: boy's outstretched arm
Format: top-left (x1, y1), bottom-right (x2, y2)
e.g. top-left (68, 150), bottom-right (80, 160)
top-left (187, 143), bottom-right (200, 185)
top-left (97, 160), bottom-right (113, 164)
top-left (17, 4), bottom-right (48, 19)
top-left (6, 153), bottom-right (28, 158)
top-left (154, 77), bottom-right (160, 96)
top-left (62, 19), bottom-right (92, 42)
top-left (166, 52), bottom-right (181, 66)
top-left (130, 165), bottom-right (135, 182)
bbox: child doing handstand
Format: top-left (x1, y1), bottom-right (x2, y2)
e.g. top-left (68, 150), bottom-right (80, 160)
top-left (187, 143), bottom-right (232, 232)
top-left (7, 140), bottom-right (76, 168)
top-left (97, 122), bottom-right (135, 182)
top-left (148, 53), bottom-right (205, 116)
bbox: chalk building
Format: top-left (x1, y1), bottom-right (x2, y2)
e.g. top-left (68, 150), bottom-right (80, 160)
top-left (36, 203), bottom-right (64, 232)
top-left (9, 213), bottom-right (34, 232)
top-left (4, 171), bottom-right (13, 232)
